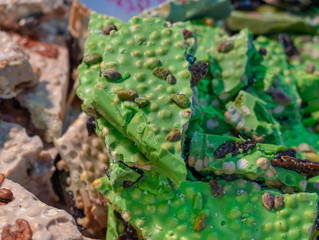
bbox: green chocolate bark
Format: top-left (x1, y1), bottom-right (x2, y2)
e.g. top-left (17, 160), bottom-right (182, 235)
top-left (77, 12), bottom-right (124, 106)
top-left (251, 36), bottom-right (302, 125)
top-left (188, 132), bottom-right (307, 191)
top-left (140, 0), bottom-right (232, 22)
top-left (96, 176), bottom-right (318, 240)
top-left (91, 17), bottom-right (195, 185)
top-left (226, 9), bottom-right (319, 35)
top-left (209, 28), bottom-right (264, 102)
top-left (225, 90), bottom-right (282, 144)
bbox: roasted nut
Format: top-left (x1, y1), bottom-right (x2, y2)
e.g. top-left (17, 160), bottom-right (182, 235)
top-left (0, 188), bottom-right (13, 203)
top-left (193, 213), bottom-right (206, 232)
top-left (171, 93), bottom-right (191, 108)
top-left (85, 105), bottom-right (101, 119)
top-left (306, 64), bottom-right (315, 73)
top-left (103, 68), bottom-right (122, 81)
top-left (1, 219), bottom-right (32, 240)
top-left (274, 195), bottom-right (284, 210)
top-left (259, 48), bottom-right (267, 56)
top-left (102, 24), bottom-right (118, 35)
top-left (271, 89), bottom-right (291, 106)
top-left (134, 97), bottom-right (150, 108)
top-left (165, 128), bottom-right (181, 142)
top-left (152, 67), bottom-right (176, 85)
top-left (209, 180), bottom-right (224, 198)
top-left (262, 192), bottom-right (274, 211)
top-left (86, 116), bottom-right (96, 136)
top-left (189, 61), bottom-right (208, 87)
top-left (117, 90), bottom-right (138, 101)
top-left (214, 141), bottom-right (237, 159)
top-left (217, 40), bottom-right (234, 53)
top-left (0, 173), bottom-right (4, 186)
top-left (83, 53), bottom-right (102, 65)
top-left (182, 28), bottom-right (193, 40)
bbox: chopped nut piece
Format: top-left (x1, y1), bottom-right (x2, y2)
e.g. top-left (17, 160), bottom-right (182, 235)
top-left (262, 192), bottom-right (274, 211)
top-left (193, 213), bottom-right (206, 232)
top-left (274, 195), bottom-right (284, 210)
top-left (103, 68), bottom-right (122, 81)
top-left (1, 219), bottom-right (32, 240)
top-left (217, 40), bottom-right (234, 53)
top-left (83, 53), bottom-right (102, 65)
top-left (306, 64), bottom-right (315, 73)
top-left (0, 188), bottom-right (13, 204)
top-left (152, 66), bottom-right (176, 85)
top-left (189, 61), bottom-right (208, 87)
top-left (0, 173), bottom-right (4, 186)
top-left (117, 90), bottom-right (138, 101)
top-left (209, 180), bottom-right (224, 198)
top-left (102, 24), bottom-right (117, 35)
top-left (134, 97), bottom-right (150, 108)
top-left (171, 93), bottom-right (191, 108)
top-left (182, 28), bottom-right (193, 39)
top-left (165, 128), bottom-right (181, 142)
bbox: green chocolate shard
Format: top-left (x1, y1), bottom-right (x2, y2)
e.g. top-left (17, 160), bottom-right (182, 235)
top-left (250, 36), bottom-right (302, 125)
top-left (281, 123), bottom-right (319, 161)
top-left (140, 0), bottom-right (232, 22)
top-left (225, 90), bottom-right (282, 144)
top-left (77, 12), bottom-right (124, 105)
top-left (226, 9), bottom-right (318, 35)
top-left (106, 205), bottom-right (121, 240)
top-left (173, 21), bottom-right (228, 62)
top-left (97, 177), bottom-right (318, 240)
top-left (188, 132), bottom-right (307, 191)
top-left (92, 17), bottom-right (195, 185)
top-left (209, 28), bottom-right (264, 102)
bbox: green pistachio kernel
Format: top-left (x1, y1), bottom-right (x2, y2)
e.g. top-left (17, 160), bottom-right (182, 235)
top-left (103, 68), bottom-right (122, 81)
top-left (165, 128), bottom-right (181, 142)
top-left (217, 40), bottom-right (234, 53)
top-left (193, 213), bottom-right (207, 232)
top-left (171, 93), bottom-right (191, 108)
top-left (152, 67), bottom-right (176, 85)
top-left (84, 105), bottom-right (101, 118)
top-left (134, 97), bottom-right (150, 108)
top-left (83, 53), bottom-right (102, 65)
top-left (117, 89), bottom-right (138, 101)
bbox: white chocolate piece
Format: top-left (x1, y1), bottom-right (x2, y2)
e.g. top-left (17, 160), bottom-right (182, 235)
top-left (0, 120), bottom-right (57, 204)
top-left (55, 113), bottom-right (108, 234)
top-left (0, 31), bottom-right (38, 99)
top-left (13, 35), bottom-right (69, 143)
top-left (0, 178), bottom-right (92, 240)
top-left (0, 0), bottom-right (63, 30)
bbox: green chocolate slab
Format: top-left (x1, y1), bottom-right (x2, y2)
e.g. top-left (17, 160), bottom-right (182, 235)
top-left (188, 132), bottom-right (307, 191)
top-left (91, 17), bottom-right (195, 185)
top-left (96, 177), bottom-right (318, 240)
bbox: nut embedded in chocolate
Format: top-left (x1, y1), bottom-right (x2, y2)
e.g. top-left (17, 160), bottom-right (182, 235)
top-left (0, 188), bottom-right (13, 204)
top-left (86, 116), bottom-right (96, 136)
top-left (1, 219), bottom-right (32, 240)
top-left (271, 156), bottom-right (319, 176)
top-left (214, 141), bottom-right (237, 159)
top-left (274, 148), bottom-right (297, 158)
top-left (209, 180), bottom-right (224, 198)
top-left (274, 195), bottom-right (284, 210)
top-left (102, 24), bottom-right (117, 35)
top-left (0, 173), bottom-right (4, 186)
top-left (165, 128), bottom-right (181, 142)
top-left (262, 192), bottom-right (274, 211)
top-left (189, 61), bottom-right (208, 87)
top-left (182, 28), bottom-right (193, 40)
